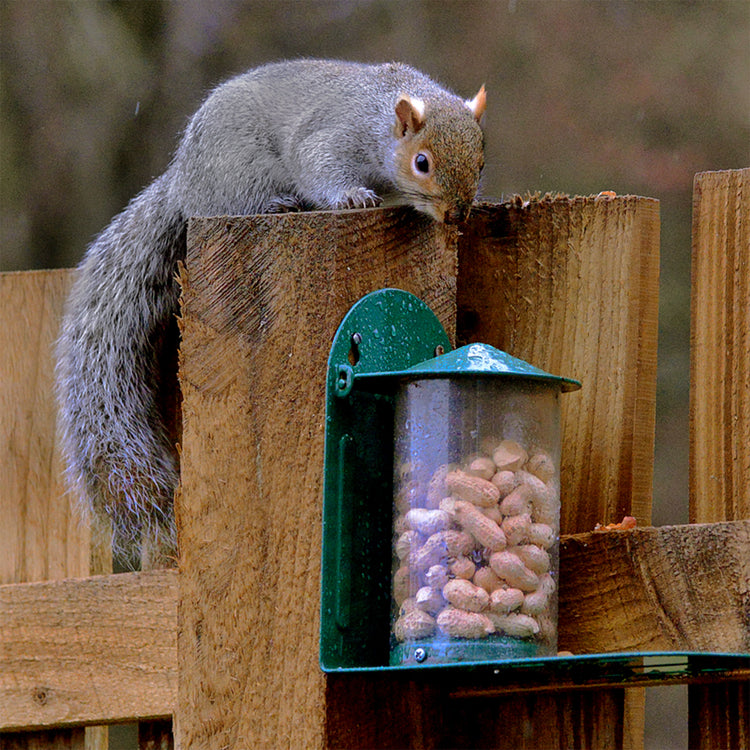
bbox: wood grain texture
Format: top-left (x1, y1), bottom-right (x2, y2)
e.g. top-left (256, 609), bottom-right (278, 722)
top-left (688, 680), bottom-right (749, 750)
top-left (688, 168), bottom-right (750, 750)
top-left (0, 570), bottom-right (177, 731)
top-left (458, 196), bottom-right (660, 533)
top-left (559, 521), bottom-right (750, 653)
top-left (457, 196), bottom-right (659, 750)
top-left (0, 268), bottom-right (98, 750)
top-left (442, 689), bottom-right (627, 750)
top-left (690, 168), bottom-right (750, 523)
top-left (177, 207), bottom-right (458, 749)
top-left (0, 269), bottom-right (89, 586)
top-left (0, 729), bottom-right (85, 749)
top-left (325, 679), bottom-right (627, 750)
top-left (0, 197), bottom-right (663, 746)
top-left (176, 199), bottom-right (662, 749)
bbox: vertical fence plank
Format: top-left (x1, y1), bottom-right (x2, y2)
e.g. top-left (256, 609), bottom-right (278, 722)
top-left (0, 269), bottom-right (90, 585)
top-left (688, 168), bottom-right (750, 749)
top-left (0, 269), bottom-right (88, 749)
top-left (456, 195), bottom-right (660, 750)
top-left (177, 208), bottom-right (458, 748)
top-left (690, 168), bottom-right (750, 521)
top-left (458, 196), bottom-right (660, 532)
top-left (688, 682), bottom-right (749, 750)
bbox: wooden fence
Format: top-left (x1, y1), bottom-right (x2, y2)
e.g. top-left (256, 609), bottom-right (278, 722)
top-left (1, 169), bottom-right (748, 748)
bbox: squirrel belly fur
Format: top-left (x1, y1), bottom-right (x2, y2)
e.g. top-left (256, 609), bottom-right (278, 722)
top-left (55, 59), bottom-right (486, 564)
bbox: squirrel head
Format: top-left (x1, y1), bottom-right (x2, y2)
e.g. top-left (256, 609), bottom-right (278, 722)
top-left (392, 86), bottom-right (486, 224)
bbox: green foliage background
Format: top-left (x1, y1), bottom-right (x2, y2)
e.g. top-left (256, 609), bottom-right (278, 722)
top-left (0, 3), bottom-right (748, 744)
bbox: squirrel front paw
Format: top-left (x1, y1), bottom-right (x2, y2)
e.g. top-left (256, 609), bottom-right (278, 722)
top-left (334, 187), bottom-right (382, 211)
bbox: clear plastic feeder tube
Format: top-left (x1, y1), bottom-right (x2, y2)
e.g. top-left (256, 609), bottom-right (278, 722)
top-left (390, 377), bottom-right (562, 666)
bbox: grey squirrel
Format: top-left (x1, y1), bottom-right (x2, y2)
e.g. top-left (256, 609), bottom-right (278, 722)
top-left (55, 59), bottom-right (487, 565)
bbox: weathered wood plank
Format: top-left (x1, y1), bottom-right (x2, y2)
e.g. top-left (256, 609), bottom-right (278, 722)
top-left (0, 570), bottom-right (177, 731)
top-left (0, 520), bottom-right (746, 731)
top-left (559, 520), bottom-right (750, 653)
top-left (0, 269), bottom-right (88, 586)
top-left (458, 196), bottom-right (660, 533)
top-left (0, 729), bottom-right (86, 749)
top-left (177, 207), bottom-right (459, 749)
top-left (690, 168), bottom-right (750, 522)
top-left (689, 167), bottom-right (750, 750)
top-left (688, 681), bottom-right (749, 750)
top-left (0, 268), bottom-right (100, 749)
top-left (324, 682), bottom-right (630, 749)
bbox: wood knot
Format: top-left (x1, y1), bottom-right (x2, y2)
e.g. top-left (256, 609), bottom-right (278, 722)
top-left (32, 686), bottom-right (51, 705)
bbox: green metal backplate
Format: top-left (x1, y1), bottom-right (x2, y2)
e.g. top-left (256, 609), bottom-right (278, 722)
top-left (319, 289), bottom-right (451, 671)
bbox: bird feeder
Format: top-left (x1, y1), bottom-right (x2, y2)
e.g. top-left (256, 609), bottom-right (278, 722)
top-left (319, 289), bottom-right (580, 672)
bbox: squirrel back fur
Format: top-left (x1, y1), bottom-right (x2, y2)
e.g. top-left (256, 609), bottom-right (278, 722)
top-left (55, 59), bottom-right (486, 564)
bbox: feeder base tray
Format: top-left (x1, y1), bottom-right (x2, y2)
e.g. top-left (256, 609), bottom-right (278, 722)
top-left (391, 636), bottom-right (548, 666)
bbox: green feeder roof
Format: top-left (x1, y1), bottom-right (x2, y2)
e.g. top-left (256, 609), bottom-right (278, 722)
top-left (401, 343), bottom-right (581, 392)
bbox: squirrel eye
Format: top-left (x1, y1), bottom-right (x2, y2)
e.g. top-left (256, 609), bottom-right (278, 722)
top-left (413, 152), bottom-right (431, 175)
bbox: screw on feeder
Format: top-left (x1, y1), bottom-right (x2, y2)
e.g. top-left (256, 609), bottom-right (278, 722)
top-left (414, 647), bottom-right (427, 663)
top-left (335, 364), bottom-right (354, 397)
top-left (348, 332), bottom-right (362, 366)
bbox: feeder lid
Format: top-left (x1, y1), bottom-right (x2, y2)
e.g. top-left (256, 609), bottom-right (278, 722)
top-left (401, 342), bottom-right (581, 392)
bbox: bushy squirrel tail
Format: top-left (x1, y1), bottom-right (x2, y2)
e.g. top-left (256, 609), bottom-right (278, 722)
top-left (56, 172), bottom-right (185, 565)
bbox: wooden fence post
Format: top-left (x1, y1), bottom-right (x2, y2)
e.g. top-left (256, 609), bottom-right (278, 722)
top-left (177, 208), bottom-right (458, 748)
top-left (458, 196), bottom-right (660, 532)
top-left (0, 269), bottom-right (146, 750)
top-left (689, 168), bottom-right (750, 750)
top-left (690, 168), bottom-right (750, 519)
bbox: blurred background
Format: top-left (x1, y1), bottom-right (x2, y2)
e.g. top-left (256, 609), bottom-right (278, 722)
top-left (1, 1), bottom-right (748, 747)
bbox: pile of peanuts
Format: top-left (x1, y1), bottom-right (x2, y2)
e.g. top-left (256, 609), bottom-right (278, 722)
top-left (391, 439), bottom-right (558, 646)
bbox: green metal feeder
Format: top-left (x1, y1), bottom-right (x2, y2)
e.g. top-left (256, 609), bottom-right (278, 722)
top-left (319, 288), bottom-right (580, 671)
top-left (319, 288), bottom-right (750, 687)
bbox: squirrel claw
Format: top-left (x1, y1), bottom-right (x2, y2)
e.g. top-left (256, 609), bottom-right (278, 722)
top-left (266, 194), bottom-right (307, 213)
top-left (335, 187), bottom-right (382, 211)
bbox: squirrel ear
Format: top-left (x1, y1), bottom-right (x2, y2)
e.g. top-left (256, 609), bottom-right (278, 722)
top-left (394, 95), bottom-right (426, 137)
top-left (466, 85), bottom-right (487, 123)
